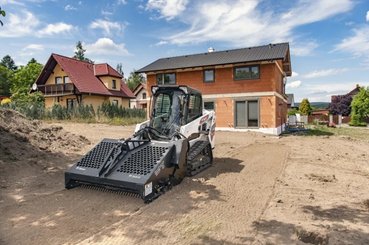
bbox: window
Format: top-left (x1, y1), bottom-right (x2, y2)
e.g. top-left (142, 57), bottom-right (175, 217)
top-left (142, 92), bottom-right (147, 99)
top-left (156, 73), bottom-right (176, 85)
top-left (154, 93), bottom-right (171, 116)
top-left (63, 76), bottom-right (70, 83)
top-left (204, 69), bottom-right (215, 83)
top-left (204, 101), bottom-right (215, 111)
top-left (235, 100), bottom-right (259, 128)
top-left (112, 79), bottom-right (116, 89)
top-left (187, 94), bottom-right (202, 122)
top-left (55, 76), bottom-right (62, 84)
top-left (112, 99), bottom-right (118, 106)
top-left (234, 65), bottom-right (260, 80)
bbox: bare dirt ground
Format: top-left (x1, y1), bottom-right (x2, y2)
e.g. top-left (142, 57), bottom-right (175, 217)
top-left (1, 110), bottom-right (369, 245)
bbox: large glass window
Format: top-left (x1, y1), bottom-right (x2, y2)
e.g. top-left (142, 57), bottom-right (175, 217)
top-left (234, 65), bottom-right (260, 80)
top-left (235, 100), bottom-right (259, 128)
top-left (204, 69), bottom-right (215, 83)
top-left (156, 73), bottom-right (176, 85)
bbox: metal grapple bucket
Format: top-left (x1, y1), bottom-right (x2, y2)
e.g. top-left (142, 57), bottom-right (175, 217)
top-left (65, 138), bottom-right (188, 202)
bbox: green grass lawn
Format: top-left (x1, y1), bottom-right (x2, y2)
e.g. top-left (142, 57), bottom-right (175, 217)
top-left (305, 125), bottom-right (369, 141)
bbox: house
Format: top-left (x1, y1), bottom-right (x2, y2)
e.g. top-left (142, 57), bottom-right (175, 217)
top-left (137, 43), bottom-right (292, 135)
top-left (286, 94), bottom-right (296, 109)
top-left (35, 54), bottom-right (135, 110)
top-left (130, 82), bottom-right (148, 110)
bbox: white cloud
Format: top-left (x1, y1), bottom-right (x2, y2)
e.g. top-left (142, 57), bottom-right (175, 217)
top-left (38, 22), bottom-right (74, 36)
top-left (64, 4), bottom-right (77, 11)
top-left (146, 0), bottom-right (189, 20)
top-left (291, 41), bottom-right (318, 56)
top-left (117, 0), bottom-right (127, 5)
top-left (286, 80), bottom-right (302, 88)
top-left (304, 68), bottom-right (348, 79)
top-left (150, 0), bottom-right (354, 49)
top-left (155, 40), bottom-right (168, 46)
top-left (85, 38), bottom-right (130, 56)
top-left (335, 26), bottom-right (369, 58)
top-left (366, 11), bottom-right (369, 22)
top-left (23, 44), bottom-right (44, 51)
top-left (291, 71), bottom-right (299, 77)
top-left (90, 19), bottom-right (125, 36)
top-left (0, 10), bottom-right (39, 37)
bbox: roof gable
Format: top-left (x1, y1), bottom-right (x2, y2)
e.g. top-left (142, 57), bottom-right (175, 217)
top-left (137, 42), bottom-right (291, 75)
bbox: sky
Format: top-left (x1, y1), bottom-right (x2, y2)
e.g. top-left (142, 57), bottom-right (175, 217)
top-left (0, 0), bottom-right (369, 102)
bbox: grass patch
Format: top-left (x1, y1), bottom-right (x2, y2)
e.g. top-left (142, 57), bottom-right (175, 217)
top-left (306, 125), bottom-right (369, 141)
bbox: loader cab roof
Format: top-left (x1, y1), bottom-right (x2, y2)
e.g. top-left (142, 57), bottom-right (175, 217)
top-left (151, 85), bottom-right (201, 96)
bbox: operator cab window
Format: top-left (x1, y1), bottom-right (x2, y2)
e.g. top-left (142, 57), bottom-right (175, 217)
top-left (187, 94), bottom-right (202, 122)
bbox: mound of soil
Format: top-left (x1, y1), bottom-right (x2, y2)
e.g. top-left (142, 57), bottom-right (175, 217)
top-left (0, 109), bottom-right (90, 160)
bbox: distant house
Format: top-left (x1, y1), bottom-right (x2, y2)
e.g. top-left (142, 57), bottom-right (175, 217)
top-left (286, 94), bottom-right (295, 109)
top-left (35, 54), bottom-right (134, 110)
top-left (130, 83), bottom-right (148, 110)
top-left (137, 43), bottom-right (292, 135)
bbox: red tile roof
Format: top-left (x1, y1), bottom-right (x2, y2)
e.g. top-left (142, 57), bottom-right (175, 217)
top-left (36, 54), bottom-right (134, 98)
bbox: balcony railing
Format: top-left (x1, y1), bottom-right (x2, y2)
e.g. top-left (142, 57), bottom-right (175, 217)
top-left (37, 83), bottom-right (76, 96)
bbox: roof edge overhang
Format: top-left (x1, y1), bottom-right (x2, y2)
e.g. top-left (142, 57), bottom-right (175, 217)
top-left (136, 58), bottom-right (286, 74)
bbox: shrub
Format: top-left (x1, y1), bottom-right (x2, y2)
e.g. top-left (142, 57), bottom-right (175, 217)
top-left (0, 98), bottom-right (11, 105)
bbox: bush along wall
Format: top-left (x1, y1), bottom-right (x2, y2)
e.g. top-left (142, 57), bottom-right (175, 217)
top-left (1, 101), bottom-right (146, 124)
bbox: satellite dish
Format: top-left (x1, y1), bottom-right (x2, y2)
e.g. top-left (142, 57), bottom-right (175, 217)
top-left (32, 83), bottom-right (37, 91)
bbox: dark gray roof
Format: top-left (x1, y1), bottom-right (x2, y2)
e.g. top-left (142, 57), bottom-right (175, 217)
top-left (137, 42), bottom-right (290, 73)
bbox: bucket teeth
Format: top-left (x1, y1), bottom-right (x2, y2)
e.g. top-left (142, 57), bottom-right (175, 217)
top-left (79, 184), bottom-right (140, 199)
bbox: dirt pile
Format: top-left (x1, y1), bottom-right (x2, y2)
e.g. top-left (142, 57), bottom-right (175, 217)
top-left (0, 109), bottom-right (90, 160)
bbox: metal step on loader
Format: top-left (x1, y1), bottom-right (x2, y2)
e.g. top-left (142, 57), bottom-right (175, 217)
top-left (65, 85), bottom-right (216, 202)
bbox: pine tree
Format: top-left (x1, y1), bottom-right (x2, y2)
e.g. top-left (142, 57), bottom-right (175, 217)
top-left (116, 63), bottom-right (124, 76)
top-left (299, 98), bottom-right (312, 115)
top-left (73, 41), bottom-right (94, 63)
top-left (1, 55), bottom-right (17, 70)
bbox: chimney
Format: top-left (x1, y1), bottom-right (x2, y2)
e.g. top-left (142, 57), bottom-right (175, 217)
top-left (208, 47), bottom-right (215, 53)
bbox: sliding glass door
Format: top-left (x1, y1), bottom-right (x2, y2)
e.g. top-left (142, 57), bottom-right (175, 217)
top-left (235, 100), bottom-right (259, 128)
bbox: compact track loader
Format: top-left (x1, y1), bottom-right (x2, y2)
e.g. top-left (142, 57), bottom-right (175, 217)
top-left (65, 85), bottom-right (215, 202)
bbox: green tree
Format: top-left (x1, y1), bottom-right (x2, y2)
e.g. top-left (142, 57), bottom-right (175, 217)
top-left (126, 70), bottom-right (145, 91)
top-left (350, 87), bottom-right (369, 126)
top-left (0, 6), bottom-right (5, 26)
top-left (299, 98), bottom-right (312, 115)
top-left (10, 60), bottom-right (43, 96)
top-left (27, 58), bottom-right (37, 65)
top-left (73, 41), bottom-right (93, 63)
top-left (116, 63), bottom-right (124, 76)
top-left (1, 55), bottom-right (17, 70)
top-left (0, 65), bottom-right (12, 96)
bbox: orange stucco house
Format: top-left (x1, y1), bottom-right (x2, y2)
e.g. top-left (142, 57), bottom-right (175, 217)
top-left (137, 43), bottom-right (292, 135)
top-left (35, 54), bottom-right (134, 110)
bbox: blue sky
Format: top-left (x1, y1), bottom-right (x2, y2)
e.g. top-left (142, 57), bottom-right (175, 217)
top-left (0, 0), bottom-right (369, 102)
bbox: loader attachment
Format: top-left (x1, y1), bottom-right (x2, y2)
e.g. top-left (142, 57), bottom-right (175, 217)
top-left (65, 138), bottom-right (188, 202)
